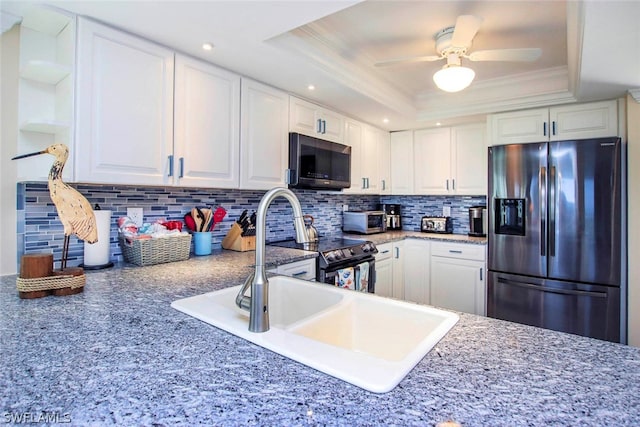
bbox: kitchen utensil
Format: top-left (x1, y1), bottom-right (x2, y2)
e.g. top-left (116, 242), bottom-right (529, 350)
top-left (201, 208), bottom-right (213, 232)
top-left (184, 213), bottom-right (196, 231)
top-left (303, 214), bottom-right (319, 242)
top-left (237, 210), bottom-right (248, 225)
top-left (192, 208), bottom-right (204, 232)
top-left (211, 207), bottom-right (227, 230)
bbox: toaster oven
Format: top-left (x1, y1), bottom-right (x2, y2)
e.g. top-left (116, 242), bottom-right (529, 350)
top-left (421, 216), bottom-right (453, 234)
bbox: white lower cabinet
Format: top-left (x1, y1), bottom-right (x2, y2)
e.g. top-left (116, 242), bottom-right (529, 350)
top-left (374, 242), bottom-right (404, 299)
top-left (274, 258), bottom-right (316, 281)
top-left (430, 241), bottom-right (486, 315)
top-left (375, 239), bottom-right (487, 315)
top-left (403, 239), bottom-right (430, 305)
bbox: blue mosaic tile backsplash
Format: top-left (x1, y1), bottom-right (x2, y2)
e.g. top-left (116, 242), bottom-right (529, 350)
top-left (17, 182), bottom-right (486, 268)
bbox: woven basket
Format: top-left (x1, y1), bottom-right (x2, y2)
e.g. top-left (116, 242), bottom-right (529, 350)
top-left (119, 234), bottom-right (191, 266)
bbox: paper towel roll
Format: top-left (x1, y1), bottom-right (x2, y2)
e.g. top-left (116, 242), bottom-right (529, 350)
top-left (84, 210), bottom-right (112, 267)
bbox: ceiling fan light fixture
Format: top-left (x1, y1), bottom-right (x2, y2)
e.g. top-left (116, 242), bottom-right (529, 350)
top-left (433, 64), bottom-right (475, 92)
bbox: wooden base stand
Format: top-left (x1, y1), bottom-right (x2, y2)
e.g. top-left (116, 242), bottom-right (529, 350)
top-left (17, 254), bottom-right (85, 299)
top-left (221, 223), bottom-right (256, 252)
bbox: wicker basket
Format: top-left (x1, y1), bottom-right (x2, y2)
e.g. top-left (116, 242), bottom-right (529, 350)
top-left (119, 234), bottom-right (192, 266)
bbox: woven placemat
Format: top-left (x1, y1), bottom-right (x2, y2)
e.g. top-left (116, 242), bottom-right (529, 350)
top-left (16, 274), bottom-right (86, 293)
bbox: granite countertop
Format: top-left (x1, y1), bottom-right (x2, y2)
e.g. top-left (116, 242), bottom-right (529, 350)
top-left (342, 230), bottom-right (487, 246)
top-left (2, 245), bottom-right (639, 426)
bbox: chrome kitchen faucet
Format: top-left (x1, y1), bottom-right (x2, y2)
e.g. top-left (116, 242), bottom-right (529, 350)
top-left (235, 187), bottom-right (311, 332)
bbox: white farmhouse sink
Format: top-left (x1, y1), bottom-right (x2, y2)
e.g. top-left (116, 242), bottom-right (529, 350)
top-left (171, 276), bottom-right (458, 393)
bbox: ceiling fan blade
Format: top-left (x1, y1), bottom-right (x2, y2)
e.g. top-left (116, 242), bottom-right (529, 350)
top-left (468, 48), bottom-right (542, 62)
top-left (451, 15), bottom-right (483, 47)
top-left (374, 54), bottom-right (442, 67)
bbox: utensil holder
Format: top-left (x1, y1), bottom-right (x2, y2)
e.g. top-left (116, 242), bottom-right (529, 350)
top-left (193, 231), bottom-right (212, 256)
top-left (222, 223), bottom-right (256, 252)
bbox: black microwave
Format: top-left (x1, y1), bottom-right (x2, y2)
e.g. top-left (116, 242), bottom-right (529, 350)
top-left (287, 133), bottom-right (351, 190)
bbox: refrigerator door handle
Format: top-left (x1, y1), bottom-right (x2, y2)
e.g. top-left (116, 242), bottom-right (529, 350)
top-left (497, 277), bottom-right (607, 298)
top-left (549, 165), bottom-right (557, 257)
top-left (540, 166), bottom-right (547, 257)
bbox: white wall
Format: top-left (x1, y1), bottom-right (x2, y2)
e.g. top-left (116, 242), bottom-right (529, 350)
top-left (0, 26), bottom-right (19, 276)
top-left (627, 93), bottom-right (640, 347)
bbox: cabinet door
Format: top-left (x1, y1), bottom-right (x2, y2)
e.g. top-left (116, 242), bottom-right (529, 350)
top-left (276, 258), bottom-right (316, 281)
top-left (343, 119), bottom-right (364, 194)
top-left (431, 256), bottom-right (485, 315)
top-left (403, 239), bottom-right (430, 304)
top-left (375, 258), bottom-right (393, 298)
top-left (361, 125), bottom-right (380, 193)
top-left (550, 100), bottom-right (618, 141)
top-left (378, 130), bottom-right (391, 195)
top-left (488, 108), bottom-right (548, 145)
top-left (390, 131), bottom-right (414, 194)
top-left (288, 96), bottom-right (344, 143)
top-left (174, 55), bottom-right (240, 188)
top-left (76, 18), bottom-right (174, 185)
top-left (319, 108), bottom-right (344, 143)
top-left (289, 96), bottom-right (317, 136)
top-left (414, 127), bottom-right (451, 195)
top-left (240, 79), bottom-right (289, 189)
top-left (451, 123), bottom-right (487, 195)
top-left (392, 241), bottom-right (405, 300)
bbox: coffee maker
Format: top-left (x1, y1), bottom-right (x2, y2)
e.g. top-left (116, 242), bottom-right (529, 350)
top-left (379, 204), bottom-right (402, 230)
top-left (468, 206), bottom-right (487, 237)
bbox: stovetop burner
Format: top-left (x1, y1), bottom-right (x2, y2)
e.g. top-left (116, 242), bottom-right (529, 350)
top-left (269, 236), bottom-right (377, 266)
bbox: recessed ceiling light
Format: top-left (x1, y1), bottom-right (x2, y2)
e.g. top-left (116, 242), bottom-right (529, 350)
top-left (382, 118), bottom-right (389, 124)
top-left (307, 84), bottom-right (315, 91)
top-left (202, 42), bottom-right (214, 51)
top-left (436, 122), bottom-right (442, 126)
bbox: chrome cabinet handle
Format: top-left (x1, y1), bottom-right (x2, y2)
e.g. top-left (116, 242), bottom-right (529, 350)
top-left (179, 157), bottom-right (184, 178)
top-left (395, 247), bottom-right (400, 259)
top-left (452, 179), bottom-right (456, 190)
top-left (543, 122), bottom-right (547, 137)
top-left (446, 179), bottom-right (449, 190)
top-left (317, 118), bottom-right (323, 134)
top-left (365, 177), bottom-right (369, 189)
top-left (449, 250), bottom-right (463, 254)
top-left (362, 177), bottom-right (367, 189)
top-left (382, 179), bottom-right (386, 191)
top-left (480, 268), bottom-right (483, 281)
top-left (322, 120), bottom-right (327, 134)
top-left (381, 250), bottom-right (390, 254)
top-left (292, 271), bottom-right (308, 277)
top-left (168, 155), bottom-right (174, 177)
top-left (552, 121), bottom-right (557, 136)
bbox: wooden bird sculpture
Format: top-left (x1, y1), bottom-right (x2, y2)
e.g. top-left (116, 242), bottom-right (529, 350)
top-left (12, 144), bottom-right (97, 270)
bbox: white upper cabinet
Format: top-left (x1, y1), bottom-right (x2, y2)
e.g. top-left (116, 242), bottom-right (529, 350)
top-left (289, 96), bottom-right (345, 143)
top-left (76, 19), bottom-right (242, 188)
top-left (414, 127), bottom-right (451, 195)
top-left (344, 120), bottom-right (386, 194)
top-left (451, 123), bottom-right (487, 195)
top-left (75, 18), bottom-right (174, 185)
top-left (488, 100), bottom-right (618, 145)
top-left (240, 79), bottom-right (289, 190)
top-left (378, 131), bottom-right (391, 195)
top-left (174, 54), bottom-right (240, 188)
top-left (390, 131), bottom-right (414, 194)
top-left (413, 124), bottom-right (486, 196)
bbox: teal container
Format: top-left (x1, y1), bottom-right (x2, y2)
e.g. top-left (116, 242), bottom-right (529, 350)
top-left (193, 232), bottom-right (212, 256)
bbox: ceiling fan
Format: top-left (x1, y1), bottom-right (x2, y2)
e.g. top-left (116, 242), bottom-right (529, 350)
top-left (375, 15), bottom-right (542, 92)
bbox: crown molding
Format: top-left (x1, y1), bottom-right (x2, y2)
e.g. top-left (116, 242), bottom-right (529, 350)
top-left (629, 89), bottom-right (640, 103)
top-left (272, 24), bottom-right (417, 117)
top-left (1, 11), bottom-right (21, 34)
top-left (414, 67), bottom-right (576, 122)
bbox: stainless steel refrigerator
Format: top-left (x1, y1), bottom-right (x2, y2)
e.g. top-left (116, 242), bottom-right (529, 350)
top-left (487, 137), bottom-right (625, 343)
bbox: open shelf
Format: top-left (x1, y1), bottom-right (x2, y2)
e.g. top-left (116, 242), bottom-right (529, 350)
top-left (20, 120), bottom-right (70, 134)
top-left (20, 60), bottom-right (71, 85)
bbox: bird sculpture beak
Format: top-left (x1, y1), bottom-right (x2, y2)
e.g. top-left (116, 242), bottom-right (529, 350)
top-left (11, 150), bottom-right (46, 160)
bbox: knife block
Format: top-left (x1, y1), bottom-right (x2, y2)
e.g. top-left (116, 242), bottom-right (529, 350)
top-left (222, 223), bottom-right (256, 252)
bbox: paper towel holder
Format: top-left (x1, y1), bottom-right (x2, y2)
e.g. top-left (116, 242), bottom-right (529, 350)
top-left (79, 204), bottom-right (114, 270)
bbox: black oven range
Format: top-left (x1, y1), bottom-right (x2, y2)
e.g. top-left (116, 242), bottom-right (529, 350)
top-left (269, 237), bottom-right (377, 293)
